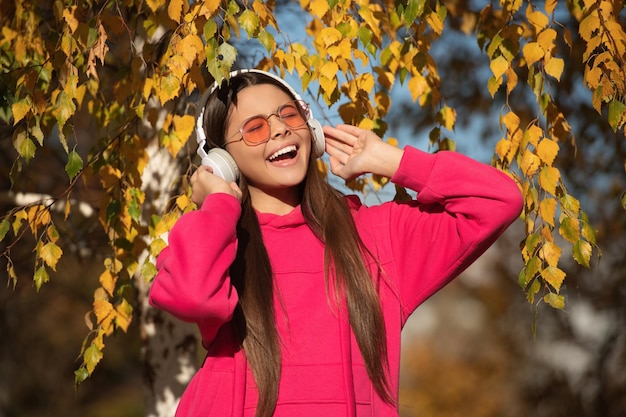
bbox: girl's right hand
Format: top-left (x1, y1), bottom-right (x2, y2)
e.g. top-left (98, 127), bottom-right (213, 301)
top-left (190, 165), bottom-right (242, 207)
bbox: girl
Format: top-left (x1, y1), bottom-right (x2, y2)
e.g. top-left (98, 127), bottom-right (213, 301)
top-left (149, 69), bottom-right (523, 417)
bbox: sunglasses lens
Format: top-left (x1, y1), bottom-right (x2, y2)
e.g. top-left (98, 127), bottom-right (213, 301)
top-left (241, 117), bottom-right (270, 144)
top-left (279, 102), bottom-right (308, 128)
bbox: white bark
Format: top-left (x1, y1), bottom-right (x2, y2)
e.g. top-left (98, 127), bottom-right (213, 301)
top-left (135, 142), bottom-right (198, 417)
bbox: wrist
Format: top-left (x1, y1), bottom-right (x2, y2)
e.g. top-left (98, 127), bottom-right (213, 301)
top-left (368, 142), bottom-right (404, 178)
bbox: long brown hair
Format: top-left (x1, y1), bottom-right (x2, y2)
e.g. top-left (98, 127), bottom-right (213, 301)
top-left (201, 71), bottom-right (392, 416)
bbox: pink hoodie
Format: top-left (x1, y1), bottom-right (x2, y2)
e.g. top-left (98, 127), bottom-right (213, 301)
top-left (149, 146), bottom-right (523, 416)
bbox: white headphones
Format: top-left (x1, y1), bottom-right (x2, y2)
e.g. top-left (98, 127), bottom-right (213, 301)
top-left (195, 69), bottom-right (326, 183)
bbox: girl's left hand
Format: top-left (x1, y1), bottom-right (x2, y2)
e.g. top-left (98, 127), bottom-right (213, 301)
top-left (323, 124), bottom-right (403, 181)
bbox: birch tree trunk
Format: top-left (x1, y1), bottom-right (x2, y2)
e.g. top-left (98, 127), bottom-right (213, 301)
top-left (135, 142), bottom-right (197, 417)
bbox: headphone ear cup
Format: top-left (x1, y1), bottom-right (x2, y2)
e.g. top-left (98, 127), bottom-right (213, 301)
top-left (307, 118), bottom-right (325, 159)
top-left (201, 148), bottom-right (240, 183)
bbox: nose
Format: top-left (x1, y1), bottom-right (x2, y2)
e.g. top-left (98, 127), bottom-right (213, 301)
top-left (268, 112), bottom-right (288, 140)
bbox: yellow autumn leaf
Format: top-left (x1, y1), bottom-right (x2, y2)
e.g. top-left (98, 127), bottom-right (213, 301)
top-left (99, 165), bottom-right (122, 189)
top-left (356, 73), bottom-right (375, 94)
top-left (545, 56), bottom-right (564, 80)
top-left (436, 105), bottom-right (456, 131)
top-left (523, 124), bottom-right (543, 147)
top-left (526, 6), bottom-right (548, 32)
top-left (539, 241), bottom-right (562, 267)
top-left (578, 13), bottom-right (599, 41)
top-left (537, 138), bottom-right (559, 164)
top-left (320, 27), bottom-right (342, 47)
top-left (537, 28), bottom-right (557, 52)
top-left (39, 242), bottom-right (63, 270)
top-left (309, 0), bottom-right (330, 18)
top-left (173, 114), bottom-right (195, 144)
top-left (502, 111), bottom-right (520, 133)
top-left (99, 270), bottom-right (116, 296)
top-left (539, 165), bottom-right (560, 195)
top-left (62, 7), bottom-right (79, 34)
top-left (93, 299), bottom-right (114, 324)
top-left (520, 148), bottom-right (541, 176)
top-left (320, 60), bottom-right (339, 80)
top-left (522, 42), bottom-right (544, 66)
top-left (176, 194), bottom-right (192, 210)
top-left (426, 11), bottom-right (443, 35)
top-left (146, 0), bottom-right (161, 12)
top-left (505, 66), bottom-right (518, 94)
top-left (539, 197), bottom-right (557, 227)
top-left (544, 0), bottom-right (558, 15)
top-left (12, 98), bottom-right (31, 125)
top-left (490, 55), bottom-right (508, 79)
top-left (176, 34), bottom-right (204, 66)
top-left (495, 138), bottom-right (511, 161)
top-left (158, 73), bottom-right (181, 104)
top-left (115, 299), bottom-right (133, 332)
top-left (542, 266), bottom-right (566, 292)
top-left (149, 237), bottom-right (168, 257)
top-left (201, 0), bottom-right (221, 16)
top-left (167, 0), bottom-right (185, 23)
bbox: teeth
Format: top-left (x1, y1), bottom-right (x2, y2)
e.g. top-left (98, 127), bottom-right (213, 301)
top-left (269, 145), bottom-right (297, 161)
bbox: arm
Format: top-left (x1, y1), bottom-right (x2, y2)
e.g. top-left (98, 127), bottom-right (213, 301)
top-left (324, 124), bottom-right (522, 318)
top-left (388, 146), bottom-right (522, 317)
top-left (148, 193), bottom-right (241, 342)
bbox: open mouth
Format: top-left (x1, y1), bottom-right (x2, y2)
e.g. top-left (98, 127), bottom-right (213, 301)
top-left (268, 145), bottom-right (298, 163)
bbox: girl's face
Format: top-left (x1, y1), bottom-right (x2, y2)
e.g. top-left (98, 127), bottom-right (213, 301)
top-left (224, 83), bottom-right (312, 208)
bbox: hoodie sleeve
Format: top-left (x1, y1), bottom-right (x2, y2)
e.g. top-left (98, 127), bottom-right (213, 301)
top-left (377, 146), bottom-right (523, 322)
top-left (148, 193), bottom-right (241, 343)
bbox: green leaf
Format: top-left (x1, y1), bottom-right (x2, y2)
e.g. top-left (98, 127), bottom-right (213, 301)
top-left (141, 260), bottom-right (158, 281)
top-left (0, 218), bottom-right (10, 240)
top-left (544, 292), bottom-right (565, 309)
top-left (239, 9), bottom-right (259, 38)
top-left (74, 366), bottom-right (89, 385)
top-left (607, 98), bottom-right (626, 132)
top-left (65, 150), bottom-right (83, 180)
top-left (13, 128), bottom-right (36, 162)
top-left (55, 91), bottom-right (76, 130)
top-left (558, 217), bottom-right (580, 243)
top-left (358, 26), bottom-right (373, 48)
top-left (572, 239), bottom-right (592, 268)
top-left (523, 255), bottom-right (541, 288)
top-left (258, 30), bottom-right (274, 52)
top-left (84, 343), bottom-right (103, 374)
top-left (128, 189), bottom-right (141, 221)
top-left (403, 0), bottom-right (424, 25)
top-left (106, 199), bottom-right (121, 223)
top-left (34, 265), bottom-right (50, 290)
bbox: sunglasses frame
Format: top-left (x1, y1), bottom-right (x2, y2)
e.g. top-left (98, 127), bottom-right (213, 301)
top-left (223, 100), bottom-right (311, 147)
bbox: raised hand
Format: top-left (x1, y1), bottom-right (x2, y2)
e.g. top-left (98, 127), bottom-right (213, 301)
top-left (322, 124), bottom-right (403, 181)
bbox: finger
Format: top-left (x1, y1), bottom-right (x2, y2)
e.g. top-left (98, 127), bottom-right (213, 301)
top-left (325, 141), bottom-right (352, 166)
top-left (323, 125), bottom-right (358, 145)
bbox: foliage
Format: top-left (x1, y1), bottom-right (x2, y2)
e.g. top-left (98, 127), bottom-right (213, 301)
top-left (1, 0), bottom-right (624, 382)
